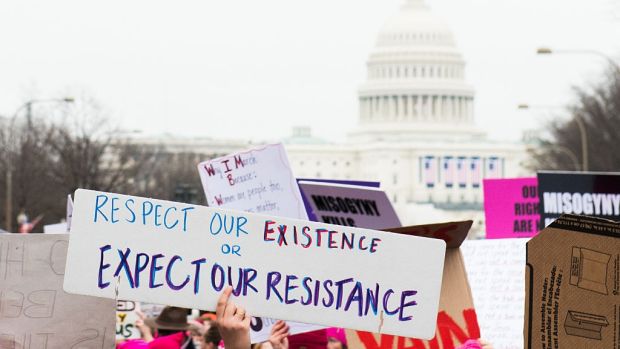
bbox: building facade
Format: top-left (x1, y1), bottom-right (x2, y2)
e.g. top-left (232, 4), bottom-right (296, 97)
top-left (286, 0), bottom-right (528, 223)
top-left (137, 0), bottom-right (529, 229)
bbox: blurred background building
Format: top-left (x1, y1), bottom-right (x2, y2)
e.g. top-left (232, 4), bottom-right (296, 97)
top-left (134, 0), bottom-right (528, 230)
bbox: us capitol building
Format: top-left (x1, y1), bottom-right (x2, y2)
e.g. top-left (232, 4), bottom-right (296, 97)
top-left (137, 0), bottom-right (528, 229)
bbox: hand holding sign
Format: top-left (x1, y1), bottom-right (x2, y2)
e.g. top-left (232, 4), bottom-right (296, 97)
top-left (216, 286), bottom-right (251, 349)
top-left (269, 321), bottom-right (290, 349)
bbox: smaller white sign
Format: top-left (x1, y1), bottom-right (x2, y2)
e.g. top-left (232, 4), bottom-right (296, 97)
top-left (44, 222), bottom-right (68, 234)
top-left (197, 143), bottom-right (308, 219)
top-left (461, 238), bottom-right (528, 349)
top-left (251, 317), bottom-right (323, 343)
top-left (116, 300), bottom-right (141, 340)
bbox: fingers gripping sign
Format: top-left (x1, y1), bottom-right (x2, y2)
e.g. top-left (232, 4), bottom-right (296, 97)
top-left (216, 286), bottom-right (251, 349)
top-left (269, 320), bottom-right (290, 349)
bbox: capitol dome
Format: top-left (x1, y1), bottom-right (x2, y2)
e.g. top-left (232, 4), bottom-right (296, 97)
top-left (352, 0), bottom-right (483, 142)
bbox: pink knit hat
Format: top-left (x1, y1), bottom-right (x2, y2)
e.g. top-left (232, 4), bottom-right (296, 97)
top-left (326, 328), bottom-right (348, 346)
top-left (457, 339), bottom-right (483, 349)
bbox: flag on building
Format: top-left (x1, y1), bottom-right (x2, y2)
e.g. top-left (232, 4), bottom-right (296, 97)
top-left (485, 157), bottom-right (502, 179)
top-left (443, 156), bottom-right (455, 188)
top-left (471, 156), bottom-right (482, 188)
top-left (423, 156), bottom-right (437, 188)
top-left (457, 156), bottom-right (467, 188)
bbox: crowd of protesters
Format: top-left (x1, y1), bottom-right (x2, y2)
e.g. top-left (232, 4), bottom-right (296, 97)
top-left (115, 287), bottom-right (492, 349)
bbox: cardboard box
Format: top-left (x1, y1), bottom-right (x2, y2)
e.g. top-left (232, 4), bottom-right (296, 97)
top-left (346, 221), bottom-right (481, 349)
top-left (524, 214), bottom-right (620, 348)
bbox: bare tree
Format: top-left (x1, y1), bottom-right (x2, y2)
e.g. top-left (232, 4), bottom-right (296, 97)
top-left (0, 95), bottom-right (157, 232)
top-left (529, 68), bottom-right (620, 171)
top-left (142, 151), bottom-right (207, 205)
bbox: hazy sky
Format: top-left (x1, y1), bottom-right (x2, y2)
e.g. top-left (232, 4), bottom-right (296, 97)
top-left (1, 0), bottom-right (619, 143)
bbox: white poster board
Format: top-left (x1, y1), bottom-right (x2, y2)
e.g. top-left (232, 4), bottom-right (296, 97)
top-left (0, 234), bottom-right (116, 348)
top-left (461, 238), bottom-right (528, 349)
top-left (199, 143), bottom-right (318, 341)
top-left (43, 222), bottom-right (68, 234)
top-left (197, 143), bottom-right (308, 219)
top-left (64, 189), bottom-right (446, 339)
top-left (116, 300), bottom-right (141, 340)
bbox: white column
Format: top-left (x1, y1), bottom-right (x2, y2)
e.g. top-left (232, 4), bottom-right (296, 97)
top-left (407, 95), bottom-right (414, 120)
top-left (441, 97), bottom-right (447, 120)
top-left (369, 97), bottom-right (374, 120)
top-left (426, 95), bottom-right (432, 120)
top-left (384, 96), bottom-right (388, 118)
top-left (438, 96), bottom-right (444, 120)
top-left (400, 96), bottom-right (406, 120)
top-left (452, 97), bottom-right (457, 120)
top-left (394, 96), bottom-right (399, 120)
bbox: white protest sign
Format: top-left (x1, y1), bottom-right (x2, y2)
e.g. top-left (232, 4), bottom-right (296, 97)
top-left (43, 222), bottom-right (68, 234)
top-left (197, 143), bottom-right (308, 219)
top-left (198, 143), bottom-right (317, 341)
top-left (461, 238), bottom-right (528, 349)
top-left (0, 234), bottom-right (116, 348)
top-left (67, 193), bottom-right (74, 232)
top-left (116, 300), bottom-right (142, 340)
top-left (299, 181), bottom-right (401, 229)
top-left (64, 189), bottom-right (446, 339)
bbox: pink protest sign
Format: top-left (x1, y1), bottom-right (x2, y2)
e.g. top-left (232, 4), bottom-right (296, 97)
top-left (483, 177), bottom-right (539, 239)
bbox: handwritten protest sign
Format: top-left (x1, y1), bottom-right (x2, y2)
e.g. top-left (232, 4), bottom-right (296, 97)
top-left (461, 238), bottom-right (528, 349)
top-left (197, 143), bottom-right (307, 219)
top-left (483, 178), bottom-right (539, 238)
top-left (199, 144), bottom-right (318, 341)
top-left (116, 300), bottom-right (141, 340)
top-left (64, 189), bottom-right (446, 339)
top-left (298, 181), bottom-right (400, 229)
top-left (0, 234), bottom-right (115, 348)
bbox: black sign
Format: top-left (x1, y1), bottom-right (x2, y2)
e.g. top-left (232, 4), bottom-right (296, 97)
top-left (538, 171), bottom-right (620, 228)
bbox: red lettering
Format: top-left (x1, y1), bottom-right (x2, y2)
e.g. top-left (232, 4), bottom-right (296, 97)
top-left (222, 159), bottom-right (232, 173)
top-left (351, 309), bottom-right (479, 349)
top-left (436, 309), bottom-right (480, 349)
top-left (263, 220), bottom-right (276, 242)
top-left (204, 164), bottom-right (216, 176)
top-left (214, 195), bottom-right (223, 206)
top-left (234, 155), bottom-right (244, 168)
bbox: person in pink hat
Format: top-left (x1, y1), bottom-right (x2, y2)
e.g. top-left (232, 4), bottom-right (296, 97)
top-left (325, 328), bottom-right (347, 349)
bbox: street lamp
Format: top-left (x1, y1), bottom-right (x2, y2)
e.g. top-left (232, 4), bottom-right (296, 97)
top-left (517, 103), bottom-right (588, 171)
top-left (4, 97), bottom-right (74, 232)
top-left (536, 47), bottom-right (620, 75)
